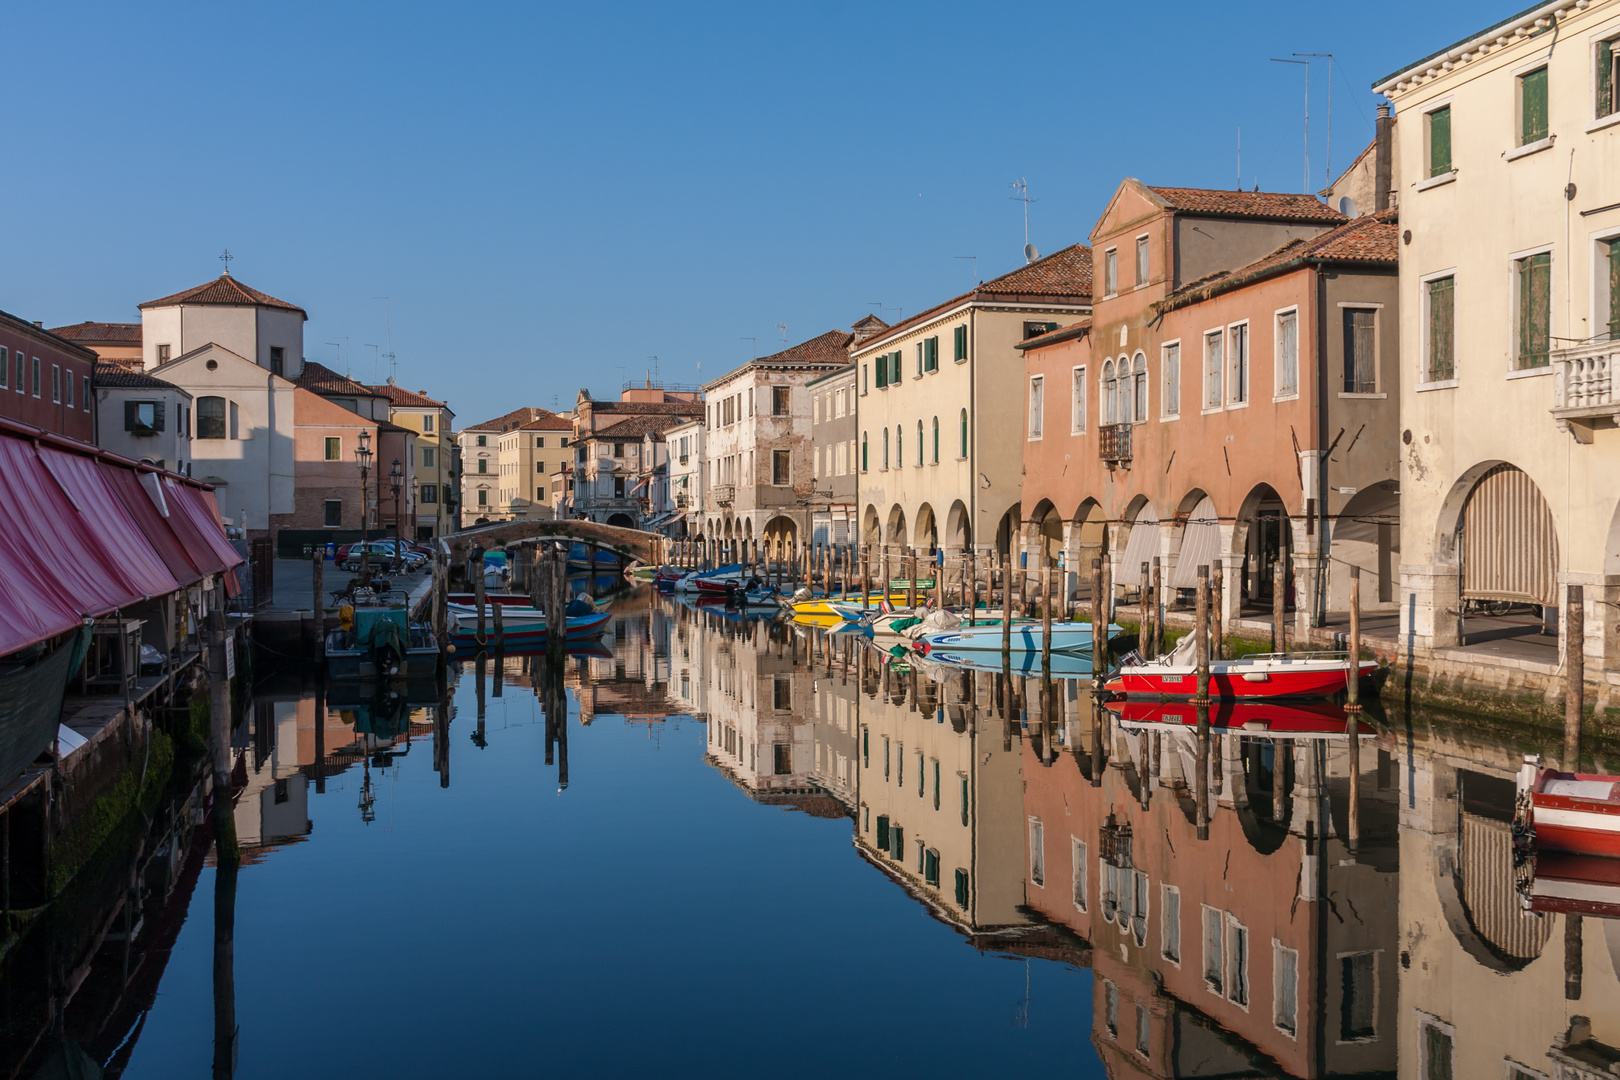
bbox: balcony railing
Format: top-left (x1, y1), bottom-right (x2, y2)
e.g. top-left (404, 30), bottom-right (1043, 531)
top-left (713, 484), bottom-right (734, 506)
top-left (1099, 422), bottom-right (1132, 466)
top-left (675, 493), bottom-right (690, 509)
top-left (1552, 339), bottom-right (1618, 442)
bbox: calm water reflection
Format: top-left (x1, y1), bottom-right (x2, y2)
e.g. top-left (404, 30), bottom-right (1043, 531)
top-left (5, 586), bottom-right (1618, 1078)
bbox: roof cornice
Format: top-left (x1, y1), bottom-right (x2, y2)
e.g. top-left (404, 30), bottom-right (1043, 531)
top-left (1373, 0), bottom-right (1574, 95)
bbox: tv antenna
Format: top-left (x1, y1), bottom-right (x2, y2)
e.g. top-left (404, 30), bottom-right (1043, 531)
top-left (1270, 58), bottom-right (1311, 193)
top-left (774, 322), bottom-right (788, 344)
top-left (374, 297), bottom-right (396, 381)
top-left (1009, 178), bottom-right (1036, 252)
top-left (325, 339), bottom-right (347, 376)
top-left (648, 355), bottom-right (660, 383)
top-left (955, 255), bottom-right (978, 284)
top-left (364, 343), bottom-right (381, 382)
top-left (1295, 53), bottom-right (1335, 188)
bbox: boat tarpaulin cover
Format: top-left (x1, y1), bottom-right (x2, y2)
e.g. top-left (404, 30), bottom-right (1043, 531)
top-left (0, 634), bottom-right (81, 793)
top-left (98, 462), bottom-right (205, 587)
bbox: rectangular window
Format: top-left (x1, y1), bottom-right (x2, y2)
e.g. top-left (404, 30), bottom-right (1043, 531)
top-left (229, 402), bottom-right (240, 439)
top-left (772, 386), bottom-right (790, 415)
top-left (63, 370), bottom-right (73, 408)
top-left (1520, 65), bottom-right (1549, 145)
top-left (1028, 818), bottom-right (1045, 886)
top-left (1343, 308), bottom-right (1378, 391)
top-left (0, 347), bottom-right (7, 389)
top-left (1136, 236), bottom-right (1149, 285)
top-left (197, 397), bottom-right (226, 439)
top-left (1135, 1005), bottom-right (1150, 1055)
top-left (890, 824), bottom-right (903, 860)
top-left (477, 489), bottom-right (487, 506)
top-left (1228, 323), bottom-right (1248, 403)
top-left (14, 352), bottom-right (23, 393)
top-left (773, 743), bottom-right (791, 775)
top-left (1202, 906), bottom-right (1224, 994)
top-left (1071, 366), bottom-right (1087, 434)
top-left (423, 414), bottom-right (434, 433)
top-left (954, 324), bottom-right (968, 362)
top-left (423, 447), bottom-right (436, 468)
top-left (1105, 248), bottom-right (1118, 295)
top-left (915, 341), bottom-right (924, 377)
top-left (269, 345), bottom-right (285, 376)
top-left (1606, 238), bottom-right (1620, 340)
top-left (1517, 253), bottom-right (1552, 368)
top-left (614, 477), bottom-right (625, 498)
top-left (421, 485), bottom-right (437, 504)
top-left (1071, 838), bottom-right (1087, 911)
top-left (1428, 105), bottom-right (1452, 176)
top-left (1274, 945), bottom-right (1299, 1035)
top-left (1276, 311), bottom-right (1299, 397)
top-left (477, 458), bottom-right (488, 473)
top-left (324, 436), bottom-right (341, 460)
top-left (772, 449), bottom-right (790, 485)
top-left (125, 400), bottom-right (162, 433)
top-left (960, 776), bottom-right (969, 826)
top-left (32, 356), bottom-right (41, 398)
top-left (1226, 919), bottom-right (1249, 1006)
top-left (889, 351), bottom-right (902, 384)
top-left (1203, 332), bottom-right (1223, 409)
top-left (876, 815), bottom-right (889, 849)
top-left (476, 435), bottom-right (487, 446)
top-left (613, 443), bottom-right (624, 458)
top-left (1426, 277), bottom-right (1456, 379)
top-left (1027, 375), bottom-right (1044, 439)
top-left (1023, 321), bottom-right (1058, 340)
top-left (1340, 953), bottom-right (1377, 1039)
top-left (1162, 886), bottom-right (1181, 962)
top-left (323, 499), bottom-right (342, 527)
top-left (1162, 342), bottom-right (1180, 416)
top-left (83, 376), bottom-right (91, 411)
top-left (156, 344), bottom-right (171, 362)
top-left (924, 848), bottom-right (940, 887)
top-left (883, 737), bottom-right (890, 780)
top-left (1600, 37), bottom-right (1620, 119)
top-left (875, 357), bottom-right (887, 389)
top-left (1104, 981), bottom-right (1119, 1037)
top-left (954, 868), bottom-right (969, 907)
top-left (923, 335), bottom-right (939, 372)
top-left (1419, 1016), bottom-right (1454, 1080)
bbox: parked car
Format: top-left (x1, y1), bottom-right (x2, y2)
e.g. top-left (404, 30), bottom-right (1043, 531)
top-left (341, 542), bottom-right (426, 572)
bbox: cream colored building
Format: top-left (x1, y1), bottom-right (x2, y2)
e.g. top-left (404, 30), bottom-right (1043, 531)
top-left (368, 381), bottom-right (455, 539)
top-left (455, 406), bottom-right (571, 525)
top-left (854, 246), bottom-right (1092, 557)
top-left (1377, 0), bottom-right (1620, 669)
top-left (701, 625), bottom-right (821, 806)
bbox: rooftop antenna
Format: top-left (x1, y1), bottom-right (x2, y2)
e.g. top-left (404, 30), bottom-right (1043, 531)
top-left (364, 343), bottom-right (380, 382)
top-left (955, 255), bottom-right (979, 284)
top-left (1295, 53), bottom-right (1334, 188)
top-left (1270, 58), bottom-right (1310, 194)
top-left (774, 322), bottom-right (788, 344)
top-left (1237, 126), bottom-right (1242, 190)
top-left (648, 355), bottom-right (660, 383)
top-left (1009, 178), bottom-right (1036, 257)
top-left (218, 249), bottom-right (234, 277)
top-left (886, 305), bottom-right (903, 323)
top-left (325, 340), bottom-right (345, 375)
top-left (374, 297), bottom-right (395, 381)
top-left (740, 337), bottom-right (756, 359)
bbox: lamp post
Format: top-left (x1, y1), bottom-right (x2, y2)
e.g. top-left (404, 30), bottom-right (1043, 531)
top-left (355, 428), bottom-right (373, 584)
top-left (389, 459), bottom-right (404, 573)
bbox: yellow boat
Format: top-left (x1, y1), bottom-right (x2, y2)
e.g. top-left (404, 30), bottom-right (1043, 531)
top-left (785, 581), bottom-right (936, 621)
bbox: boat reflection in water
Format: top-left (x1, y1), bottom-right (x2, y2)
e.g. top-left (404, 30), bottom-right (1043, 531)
top-left (4, 586), bottom-right (1620, 1078)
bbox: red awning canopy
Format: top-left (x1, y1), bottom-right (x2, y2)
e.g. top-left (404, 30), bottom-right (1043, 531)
top-left (38, 446), bottom-right (179, 601)
top-left (98, 462), bottom-right (205, 587)
top-left (164, 480), bottom-right (244, 575)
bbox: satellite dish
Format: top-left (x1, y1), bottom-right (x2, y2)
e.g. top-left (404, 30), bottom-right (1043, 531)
top-left (1338, 195), bottom-right (1359, 217)
top-left (1024, 243), bottom-right (1039, 264)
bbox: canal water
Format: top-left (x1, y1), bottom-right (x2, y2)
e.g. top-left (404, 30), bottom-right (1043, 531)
top-left (6, 585), bottom-right (1618, 1078)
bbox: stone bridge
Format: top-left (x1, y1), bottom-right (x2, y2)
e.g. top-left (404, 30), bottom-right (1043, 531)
top-left (445, 518), bottom-right (666, 565)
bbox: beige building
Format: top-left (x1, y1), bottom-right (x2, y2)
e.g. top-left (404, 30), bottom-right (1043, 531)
top-left (48, 321), bottom-right (144, 366)
top-left (368, 382), bottom-right (455, 539)
top-left (455, 406), bottom-right (571, 525)
top-left (1376, 0), bottom-right (1620, 670)
top-left (699, 328), bottom-right (855, 551)
top-left (854, 246), bottom-right (1092, 558)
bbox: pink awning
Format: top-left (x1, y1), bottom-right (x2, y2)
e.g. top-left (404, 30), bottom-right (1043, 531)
top-left (166, 481), bottom-right (245, 575)
top-left (99, 462), bottom-right (205, 587)
top-left (38, 446), bottom-right (179, 601)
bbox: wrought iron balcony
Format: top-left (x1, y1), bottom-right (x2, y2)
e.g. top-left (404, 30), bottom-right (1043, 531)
top-left (1552, 339), bottom-right (1619, 443)
top-left (675, 493), bottom-right (690, 509)
top-left (1099, 422), bottom-right (1132, 466)
top-left (713, 484), bottom-right (734, 507)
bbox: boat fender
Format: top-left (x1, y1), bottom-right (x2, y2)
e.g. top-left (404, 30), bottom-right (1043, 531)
top-left (1241, 672), bottom-right (1271, 682)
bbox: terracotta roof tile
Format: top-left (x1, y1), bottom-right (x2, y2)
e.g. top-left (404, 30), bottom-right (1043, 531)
top-left (514, 415), bottom-right (573, 431)
top-left (50, 321), bottom-right (142, 343)
top-left (137, 274), bottom-right (307, 316)
top-left (296, 361), bottom-right (377, 397)
top-left (851, 314), bottom-right (889, 330)
top-left (94, 362), bottom-right (187, 391)
top-left (706, 329), bottom-right (855, 388)
top-left (1155, 216), bottom-right (1399, 313)
top-left (853, 243), bottom-right (1093, 354)
top-left (464, 406), bottom-right (568, 432)
top-left (1147, 186), bottom-right (1346, 223)
top-left (590, 400), bottom-right (703, 416)
top-left (365, 382), bottom-right (448, 409)
top-left (592, 415), bottom-right (681, 439)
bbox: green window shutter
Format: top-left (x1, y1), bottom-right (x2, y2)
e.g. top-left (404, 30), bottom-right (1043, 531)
top-left (1599, 41), bottom-right (1615, 118)
top-left (955, 868), bottom-right (969, 906)
top-left (1429, 106), bottom-right (1451, 176)
top-left (1608, 239), bottom-right (1620, 340)
top-left (1428, 277), bottom-right (1455, 380)
top-left (890, 351), bottom-right (901, 384)
top-left (954, 325), bottom-right (967, 361)
top-left (891, 825), bottom-right (904, 858)
top-left (152, 400), bottom-right (165, 432)
top-left (1519, 253), bottom-right (1552, 367)
top-left (875, 358), bottom-right (887, 388)
top-left (1522, 67), bottom-right (1548, 143)
top-left (876, 815), bottom-right (889, 848)
top-left (124, 401), bottom-right (138, 431)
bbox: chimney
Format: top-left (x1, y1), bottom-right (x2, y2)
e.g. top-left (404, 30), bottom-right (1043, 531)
top-left (1374, 103), bottom-right (1393, 213)
top-left (32, 321), bottom-right (42, 328)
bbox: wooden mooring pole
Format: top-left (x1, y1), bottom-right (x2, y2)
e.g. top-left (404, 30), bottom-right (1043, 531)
top-left (1346, 565), bottom-right (1362, 852)
top-left (1273, 558), bottom-right (1286, 653)
top-left (311, 551), bottom-right (324, 659)
top-left (1566, 583), bottom-right (1584, 769)
top-left (1091, 558), bottom-right (1104, 689)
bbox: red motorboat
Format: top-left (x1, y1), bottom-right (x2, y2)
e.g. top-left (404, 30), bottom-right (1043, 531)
top-left (1106, 636), bottom-right (1375, 700)
top-left (1105, 698), bottom-right (1376, 737)
top-left (1521, 850), bottom-right (1620, 918)
top-left (1517, 756), bottom-right (1620, 859)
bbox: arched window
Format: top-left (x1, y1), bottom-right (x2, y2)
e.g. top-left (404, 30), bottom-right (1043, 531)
top-left (895, 424), bottom-right (903, 468)
top-left (1132, 352), bottom-right (1149, 423)
top-left (882, 428), bottom-right (890, 469)
top-left (959, 408), bottom-right (968, 458)
top-left (861, 431), bottom-right (868, 472)
top-left (197, 396), bottom-right (227, 439)
top-left (1117, 356), bottom-right (1134, 426)
top-left (916, 420), bottom-right (923, 466)
top-left (1101, 360), bottom-right (1116, 424)
top-left (931, 416), bottom-right (939, 463)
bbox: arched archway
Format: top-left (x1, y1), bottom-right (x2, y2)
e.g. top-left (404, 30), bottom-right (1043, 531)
top-left (1168, 489), bottom-right (1220, 591)
top-left (862, 504), bottom-right (881, 547)
top-left (1029, 499), bottom-right (1063, 565)
top-left (1118, 497), bottom-right (1161, 592)
top-left (886, 504), bottom-right (908, 549)
top-left (762, 514), bottom-right (796, 556)
top-left (1234, 484), bottom-right (1292, 612)
top-left (607, 512), bottom-right (635, 528)
top-left (946, 500), bottom-right (971, 552)
top-left (1430, 462), bottom-right (1559, 646)
top-left (994, 502), bottom-right (1022, 559)
top-left (1332, 480), bottom-right (1400, 610)
top-left (914, 502), bottom-right (938, 553)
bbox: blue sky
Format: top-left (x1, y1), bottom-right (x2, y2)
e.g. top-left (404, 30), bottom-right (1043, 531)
top-left (6, 0), bottom-right (1488, 426)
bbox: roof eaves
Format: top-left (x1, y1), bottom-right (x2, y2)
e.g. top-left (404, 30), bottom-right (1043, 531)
top-left (1373, 0), bottom-right (1560, 93)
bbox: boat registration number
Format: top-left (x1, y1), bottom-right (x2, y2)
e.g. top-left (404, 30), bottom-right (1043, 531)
top-left (1162, 675), bottom-right (1184, 684)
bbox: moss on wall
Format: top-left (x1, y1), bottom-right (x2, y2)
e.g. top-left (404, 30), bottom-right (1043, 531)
top-left (46, 730), bottom-right (174, 898)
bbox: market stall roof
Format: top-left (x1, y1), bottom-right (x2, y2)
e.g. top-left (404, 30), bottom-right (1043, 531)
top-left (98, 462), bottom-right (205, 586)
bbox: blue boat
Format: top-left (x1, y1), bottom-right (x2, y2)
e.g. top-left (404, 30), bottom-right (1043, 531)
top-left (916, 621), bottom-right (1123, 655)
top-left (920, 648), bottom-right (1096, 677)
top-left (567, 543), bottom-right (621, 571)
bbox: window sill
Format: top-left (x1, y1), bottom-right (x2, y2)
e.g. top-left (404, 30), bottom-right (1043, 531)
top-left (1415, 169), bottom-right (1458, 192)
top-left (1505, 364), bottom-right (1554, 380)
top-left (1200, 405), bottom-right (1224, 416)
top-left (1415, 378), bottom-right (1458, 392)
top-left (1070, 428), bottom-right (1086, 437)
top-left (1273, 391), bottom-right (1301, 403)
top-left (1586, 112), bottom-right (1620, 135)
top-left (1160, 412), bottom-right (1180, 422)
top-left (1339, 391), bottom-right (1388, 399)
top-left (955, 455), bottom-right (968, 462)
top-left (1505, 135), bottom-right (1555, 162)
top-left (1226, 399), bottom-right (1251, 411)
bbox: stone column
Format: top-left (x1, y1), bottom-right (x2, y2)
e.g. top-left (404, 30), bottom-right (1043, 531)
top-left (1400, 561), bottom-right (1462, 650)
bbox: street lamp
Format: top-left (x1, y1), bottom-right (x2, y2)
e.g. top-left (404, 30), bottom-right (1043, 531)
top-left (389, 459), bottom-right (404, 572)
top-left (355, 428), bottom-right (373, 584)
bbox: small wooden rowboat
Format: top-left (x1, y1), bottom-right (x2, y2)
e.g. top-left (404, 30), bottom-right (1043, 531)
top-left (1517, 756), bottom-right (1620, 858)
top-left (1106, 647), bottom-right (1375, 700)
